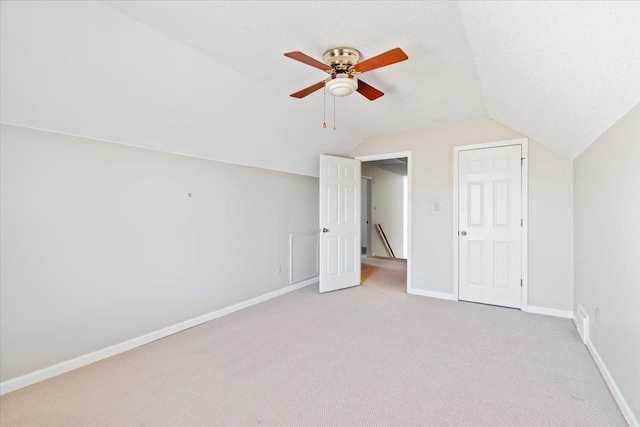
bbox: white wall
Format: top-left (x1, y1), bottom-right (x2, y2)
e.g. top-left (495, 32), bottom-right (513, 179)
top-left (574, 103), bottom-right (640, 424)
top-left (528, 141), bottom-right (574, 311)
top-left (350, 118), bottom-right (574, 311)
top-left (0, 124), bottom-right (319, 383)
top-left (362, 163), bottom-right (405, 258)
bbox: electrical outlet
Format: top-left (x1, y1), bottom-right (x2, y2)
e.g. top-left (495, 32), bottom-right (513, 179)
top-left (433, 202), bottom-right (440, 211)
top-left (276, 265), bottom-right (282, 274)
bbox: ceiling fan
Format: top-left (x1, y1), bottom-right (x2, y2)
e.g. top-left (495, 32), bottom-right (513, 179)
top-left (284, 47), bottom-right (408, 101)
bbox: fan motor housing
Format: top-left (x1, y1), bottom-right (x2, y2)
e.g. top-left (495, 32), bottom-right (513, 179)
top-left (323, 47), bottom-right (361, 72)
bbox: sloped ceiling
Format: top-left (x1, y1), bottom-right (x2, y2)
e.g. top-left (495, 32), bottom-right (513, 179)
top-left (1, 1), bottom-right (639, 176)
top-left (458, 1), bottom-right (640, 159)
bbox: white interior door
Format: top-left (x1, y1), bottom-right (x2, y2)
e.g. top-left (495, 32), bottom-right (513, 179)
top-left (458, 145), bottom-right (522, 308)
top-left (319, 155), bottom-right (361, 293)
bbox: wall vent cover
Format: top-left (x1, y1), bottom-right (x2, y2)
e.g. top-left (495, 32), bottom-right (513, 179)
top-left (574, 304), bottom-right (589, 344)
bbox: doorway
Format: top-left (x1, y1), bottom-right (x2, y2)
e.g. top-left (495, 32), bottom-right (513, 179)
top-left (356, 152), bottom-right (412, 293)
top-left (360, 176), bottom-right (372, 256)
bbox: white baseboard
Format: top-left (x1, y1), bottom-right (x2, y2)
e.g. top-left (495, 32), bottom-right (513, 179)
top-left (522, 305), bottom-right (573, 319)
top-left (586, 339), bottom-right (639, 427)
top-left (0, 277), bottom-right (318, 396)
top-left (407, 292), bottom-right (574, 319)
top-left (408, 288), bottom-right (457, 301)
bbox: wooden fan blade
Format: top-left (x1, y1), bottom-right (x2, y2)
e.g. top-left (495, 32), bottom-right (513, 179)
top-left (353, 47), bottom-right (408, 73)
top-left (357, 79), bottom-right (384, 101)
top-left (290, 81), bottom-right (325, 98)
top-left (284, 51), bottom-right (331, 72)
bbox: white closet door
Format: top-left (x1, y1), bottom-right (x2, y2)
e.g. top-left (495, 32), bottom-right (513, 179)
top-left (459, 145), bottom-right (522, 308)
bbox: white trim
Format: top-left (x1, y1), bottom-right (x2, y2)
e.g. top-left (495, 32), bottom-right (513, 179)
top-left (0, 277), bottom-right (317, 396)
top-left (453, 138), bottom-right (529, 308)
top-left (586, 339), bottom-right (639, 427)
top-left (521, 305), bottom-right (573, 319)
top-left (521, 140), bottom-right (529, 310)
top-left (355, 152), bottom-right (412, 294)
top-left (408, 288), bottom-right (457, 301)
top-left (453, 149), bottom-right (460, 301)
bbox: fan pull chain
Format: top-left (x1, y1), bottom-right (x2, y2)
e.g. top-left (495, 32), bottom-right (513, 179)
top-left (333, 95), bottom-right (336, 131)
top-left (322, 86), bottom-right (327, 128)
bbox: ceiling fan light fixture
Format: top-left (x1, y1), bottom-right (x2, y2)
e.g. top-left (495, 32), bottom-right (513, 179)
top-left (285, 47), bottom-right (407, 100)
top-left (325, 74), bottom-right (358, 97)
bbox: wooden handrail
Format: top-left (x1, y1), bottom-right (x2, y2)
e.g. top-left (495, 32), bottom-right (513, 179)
top-left (375, 223), bottom-right (395, 258)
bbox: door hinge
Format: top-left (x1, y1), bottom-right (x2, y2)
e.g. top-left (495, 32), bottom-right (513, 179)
top-left (521, 218), bottom-right (523, 226)
top-left (521, 157), bottom-right (525, 166)
top-left (521, 279), bottom-right (523, 287)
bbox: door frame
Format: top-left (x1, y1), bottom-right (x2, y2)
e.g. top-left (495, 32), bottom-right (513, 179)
top-left (453, 138), bottom-right (529, 309)
top-left (355, 151), bottom-right (412, 293)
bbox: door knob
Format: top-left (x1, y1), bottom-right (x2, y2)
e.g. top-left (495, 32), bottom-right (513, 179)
top-left (460, 231), bottom-right (467, 236)
top-left (322, 228), bottom-right (329, 233)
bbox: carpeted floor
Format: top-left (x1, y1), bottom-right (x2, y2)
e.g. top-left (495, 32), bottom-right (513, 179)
top-left (0, 257), bottom-right (626, 426)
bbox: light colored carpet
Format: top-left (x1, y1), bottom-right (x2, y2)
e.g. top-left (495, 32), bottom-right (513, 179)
top-left (0, 257), bottom-right (626, 426)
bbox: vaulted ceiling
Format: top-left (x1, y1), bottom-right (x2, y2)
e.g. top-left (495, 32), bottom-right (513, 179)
top-left (1, 1), bottom-right (639, 176)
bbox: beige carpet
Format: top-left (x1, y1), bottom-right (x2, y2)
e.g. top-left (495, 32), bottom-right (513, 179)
top-left (0, 257), bottom-right (626, 426)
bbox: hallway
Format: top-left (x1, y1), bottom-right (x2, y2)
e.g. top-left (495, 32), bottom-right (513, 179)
top-left (361, 256), bottom-right (407, 294)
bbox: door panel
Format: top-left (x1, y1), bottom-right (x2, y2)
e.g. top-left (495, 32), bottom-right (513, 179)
top-left (469, 182), bottom-right (484, 226)
top-left (344, 185), bottom-right (356, 223)
top-left (468, 241), bottom-right (484, 286)
top-left (459, 145), bottom-right (522, 308)
top-left (319, 155), bottom-right (361, 293)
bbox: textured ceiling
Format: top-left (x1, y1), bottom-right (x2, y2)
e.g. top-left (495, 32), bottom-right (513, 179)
top-left (458, 1), bottom-right (640, 159)
top-left (1, 1), bottom-right (639, 176)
